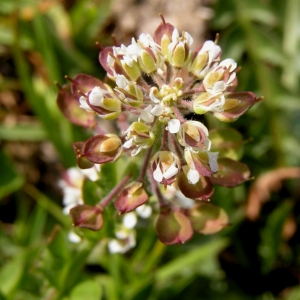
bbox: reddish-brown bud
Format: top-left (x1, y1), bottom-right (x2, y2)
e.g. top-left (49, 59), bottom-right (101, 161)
top-left (70, 204), bottom-right (103, 231)
top-left (114, 181), bottom-right (148, 214)
top-left (156, 208), bottom-right (193, 244)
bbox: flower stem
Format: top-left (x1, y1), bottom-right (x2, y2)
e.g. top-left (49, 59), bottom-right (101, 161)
top-left (137, 146), bottom-right (153, 182)
top-left (99, 174), bottom-right (131, 207)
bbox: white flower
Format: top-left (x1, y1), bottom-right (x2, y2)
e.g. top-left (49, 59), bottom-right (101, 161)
top-left (122, 212), bottom-right (137, 229)
top-left (136, 204), bottom-right (152, 218)
top-left (167, 119), bottom-right (181, 133)
top-left (68, 231), bottom-right (81, 243)
top-left (152, 151), bottom-right (180, 183)
top-left (59, 166), bottom-right (99, 214)
top-left (108, 230), bottom-right (136, 254)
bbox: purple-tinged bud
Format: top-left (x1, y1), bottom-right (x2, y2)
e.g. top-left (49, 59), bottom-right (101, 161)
top-left (154, 21), bottom-right (175, 57)
top-left (83, 134), bottom-right (123, 164)
top-left (72, 142), bottom-right (95, 169)
top-left (70, 74), bottom-right (105, 100)
top-left (114, 181), bottom-right (148, 214)
top-left (57, 85), bottom-right (96, 128)
top-left (177, 120), bottom-right (211, 150)
top-left (213, 92), bottom-right (262, 122)
top-left (70, 204), bottom-right (103, 231)
top-left (210, 157), bottom-right (250, 187)
top-left (156, 207), bottom-right (193, 244)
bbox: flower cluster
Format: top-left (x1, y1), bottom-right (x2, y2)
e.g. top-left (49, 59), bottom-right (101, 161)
top-left (57, 16), bottom-right (261, 245)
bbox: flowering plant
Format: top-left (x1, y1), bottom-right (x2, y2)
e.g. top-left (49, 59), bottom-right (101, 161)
top-left (57, 16), bottom-right (261, 246)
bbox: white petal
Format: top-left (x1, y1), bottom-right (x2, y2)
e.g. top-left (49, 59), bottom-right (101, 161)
top-left (208, 151), bottom-right (219, 173)
top-left (116, 74), bottom-right (128, 89)
top-left (81, 168), bottom-right (99, 182)
top-left (89, 86), bottom-right (104, 106)
top-left (151, 105), bottom-right (163, 116)
top-left (184, 32), bottom-right (193, 46)
top-left (123, 138), bottom-right (133, 148)
top-left (140, 105), bottom-right (154, 123)
top-left (68, 231), bottom-right (81, 243)
top-left (212, 81), bottom-right (226, 93)
top-left (136, 204), bottom-right (152, 218)
top-left (123, 212), bottom-right (137, 229)
top-left (131, 146), bottom-right (142, 156)
top-left (168, 119), bottom-right (181, 133)
top-left (172, 28), bottom-right (180, 42)
top-left (163, 163), bottom-right (179, 179)
top-left (219, 58), bottom-right (237, 72)
top-left (153, 165), bottom-right (163, 182)
top-left (201, 40), bottom-right (215, 52)
top-left (149, 87), bottom-right (160, 103)
top-left (79, 96), bottom-right (92, 111)
top-left (187, 168), bottom-right (200, 184)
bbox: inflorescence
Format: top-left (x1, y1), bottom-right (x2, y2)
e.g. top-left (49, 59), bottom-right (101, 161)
top-left (57, 16), bottom-right (261, 246)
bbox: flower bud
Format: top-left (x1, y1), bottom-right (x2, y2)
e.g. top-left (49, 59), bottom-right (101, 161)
top-left (210, 157), bottom-right (250, 187)
top-left (70, 204), bottom-right (103, 231)
top-left (83, 134), bottom-right (123, 164)
top-left (72, 142), bottom-right (95, 169)
top-left (121, 58), bottom-right (141, 81)
top-left (57, 86), bottom-right (96, 128)
top-left (114, 181), bottom-right (148, 214)
top-left (212, 92), bottom-right (261, 122)
top-left (177, 120), bottom-right (211, 150)
top-left (156, 208), bottom-right (193, 244)
top-left (139, 49), bottom-right (159, 74)
top-left (177, 165), bottom-right (214, 200)
top-left (154, 21), bottom-right (175, 57)
top-left (167, 30), bottom-right (193, 68)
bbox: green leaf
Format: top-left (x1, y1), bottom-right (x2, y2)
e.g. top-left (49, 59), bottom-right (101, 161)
top-left (0, 253), bottom-right (25, 297)
top-left (156, 238), bottom-right (228, 282)
top-left (0, 149), bottom-right (24, 200)
top-left (259, 201), bottom-right (293, 274)
top-left (0, 125), bottom-right (47, 141)
top-left (47, 226), bottom-right (69, 261)
top-left (82, 179), bottom-right (101, 206)
top-left (96, 163), bottom-right (117, 197)
top-left (69, 280), bottom-right (102, 300)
